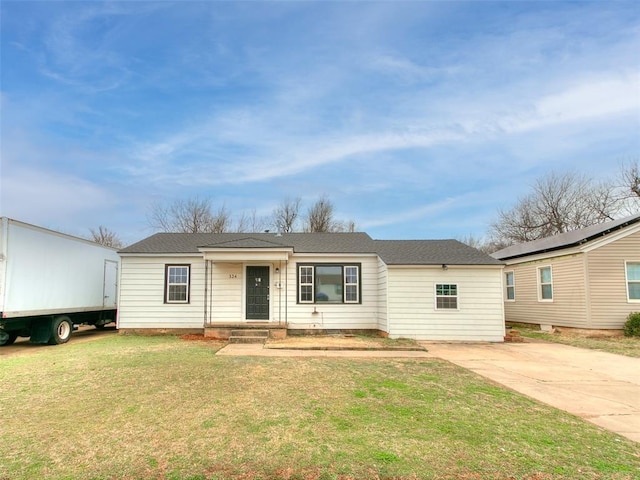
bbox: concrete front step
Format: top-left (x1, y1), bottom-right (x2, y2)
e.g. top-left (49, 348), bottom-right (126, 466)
top-left (204, 325), bottom-right (287, 341)
top-left (229, 335), bottom-right (268, 344)
top-left (230, 329), bottom-right (269, 338)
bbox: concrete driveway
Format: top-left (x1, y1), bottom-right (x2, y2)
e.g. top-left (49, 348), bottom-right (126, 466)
top-left (424, 341), bottom-right (640, 443)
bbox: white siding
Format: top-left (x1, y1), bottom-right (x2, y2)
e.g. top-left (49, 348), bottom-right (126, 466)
top-left (377, 257), bottom-right (388, 332)
top-left (118, 256), bottom-right (205, 329)
top-left (285, 255), bottom-right (381, 330)
top-left (386, 266), bottom-right (505, 341)
top-left (209, 263), bottom-right (244, 322)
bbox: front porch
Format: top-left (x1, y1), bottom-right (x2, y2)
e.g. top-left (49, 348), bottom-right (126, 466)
top-left (204, 322), bottom-right (288, 341)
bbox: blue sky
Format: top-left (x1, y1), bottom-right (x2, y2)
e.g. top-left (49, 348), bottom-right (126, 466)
top-left (1, 1), bottom-right (639, 245)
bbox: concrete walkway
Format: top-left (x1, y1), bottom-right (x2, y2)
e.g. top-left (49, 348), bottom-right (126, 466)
top-left (424, 341), bottom-right (640, 443)
top-left (217, 341), bottom-right (640, 443)
top-left (216, 343), bottom-right (432, 358)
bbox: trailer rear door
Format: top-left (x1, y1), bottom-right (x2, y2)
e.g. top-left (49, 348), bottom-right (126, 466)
top-left (103, 260), bottom-right (118, 308)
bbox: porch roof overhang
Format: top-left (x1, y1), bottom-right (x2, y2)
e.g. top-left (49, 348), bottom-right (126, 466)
top-left (198, 245), bottom-right (294, 262)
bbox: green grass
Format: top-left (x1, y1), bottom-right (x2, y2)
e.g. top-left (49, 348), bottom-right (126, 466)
top-left (512, 326), bottom-right (640, 358)
top-left (1, 335), bottom-right (638, 480)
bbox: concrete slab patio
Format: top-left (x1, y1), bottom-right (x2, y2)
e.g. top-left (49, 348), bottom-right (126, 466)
top-left (424, 341), bottom-right (640, 443)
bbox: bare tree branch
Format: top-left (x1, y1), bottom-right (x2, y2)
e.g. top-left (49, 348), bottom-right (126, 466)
top-left (304, 195), bottom-right (335, 232)
top-left (272, 197), bottom-right (301, 233)
top-left (147, 197), bottom-right (231, 233)
top-left (490, 171), bottom-right (621, 247)
top-left (90, 226), bottom-right (123, 249)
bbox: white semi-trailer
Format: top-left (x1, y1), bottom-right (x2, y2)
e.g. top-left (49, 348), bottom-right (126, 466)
top-left (0, 218), bottom-right (119, 346)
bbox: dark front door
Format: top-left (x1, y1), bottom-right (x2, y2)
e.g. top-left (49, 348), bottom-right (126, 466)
top-left (246, 266), bottom-right (269, 320)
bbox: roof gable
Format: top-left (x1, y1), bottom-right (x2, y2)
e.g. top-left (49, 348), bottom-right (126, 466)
top-left (492, 213), bottom-right (640, 261)
top-left (201, 237), bottom-right (289, 249)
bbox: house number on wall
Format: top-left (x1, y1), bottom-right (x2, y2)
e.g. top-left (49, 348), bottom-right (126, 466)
top-left (229, 274), bottom-right (238, 279)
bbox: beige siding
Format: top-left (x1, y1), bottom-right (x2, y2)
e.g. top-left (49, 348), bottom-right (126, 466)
top-left (386, 266), bottom-right (504, 341)
top-left (504, 254), bottom-right (588, 328)
top-left (118, 256), bottom-right (205, 329)
top-left (587, 230), bottom-right (640, 329)
top-left (284, 255), bottom-right (381, 330)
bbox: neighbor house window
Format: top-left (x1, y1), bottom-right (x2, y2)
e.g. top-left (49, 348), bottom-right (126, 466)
top-left (538, 266), bottom-right (553, 301)
top-left (165, 265), bottom-right (190, 303)
top-left (297, 264), bottom-right (360, 304)
top-left (505, 271), bottom-right (515, 301)
top-left (435, 284), bottom-right (458, 309)
top-left (626, 262), bottom-right (640, 301)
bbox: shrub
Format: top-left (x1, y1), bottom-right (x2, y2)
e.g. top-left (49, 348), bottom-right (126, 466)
top-left (623, 312), bottom-right (640, 337)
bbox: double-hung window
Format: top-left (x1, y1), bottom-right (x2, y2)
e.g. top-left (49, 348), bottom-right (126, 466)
top-left (435, 284), bottom-right (458, 309)
top-left (626, 262), bottom-right (640, 301)
top-left (538, 266), bottom-right (553, 301)
top-left (165, 265), bottom-right (190, 303)
top-left (505, 271), bottom-right (515, 301)
top-left (297, 264), bottom-right (360, 304)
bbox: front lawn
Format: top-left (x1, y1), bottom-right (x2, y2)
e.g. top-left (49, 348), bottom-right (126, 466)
top-left (1, 335), bottom-right (638, 479)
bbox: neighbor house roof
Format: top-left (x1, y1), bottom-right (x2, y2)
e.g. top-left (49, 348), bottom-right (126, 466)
top-left (492, 213), bottom-right (640, 261)
top-left (120, 232), bottom-right (502, 266)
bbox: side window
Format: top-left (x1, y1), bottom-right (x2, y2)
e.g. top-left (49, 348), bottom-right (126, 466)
top-left (435, 284), bottom-right (458, 309)
top-left (626, 262), bottom-right (640, 301)
top-left (505, 271), bottom-right (515, 301)
top-left (165, 265), bottom-right (190, 303)
top-left (538, 266), bottom-right (553, 301)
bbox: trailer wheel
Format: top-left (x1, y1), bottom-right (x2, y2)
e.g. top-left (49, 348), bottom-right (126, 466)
top-left (0, 332), bottom-right (18, 346)
top-left (48, 316), bottom-right (73, 345)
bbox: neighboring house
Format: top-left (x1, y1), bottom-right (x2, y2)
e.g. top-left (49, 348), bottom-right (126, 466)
top-left (492, 214), bottom-right (640, 331)
top-left (117, 232), bottom-right (505, 341)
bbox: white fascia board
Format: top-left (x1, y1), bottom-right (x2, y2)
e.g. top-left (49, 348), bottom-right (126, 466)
top-left (386, 264), bottom-right (504, 270)
top-left (118, 253), bottom-right (204, 258)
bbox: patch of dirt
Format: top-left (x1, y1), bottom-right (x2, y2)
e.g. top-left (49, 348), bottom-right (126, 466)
top-left (179, 333), bottom-right (225, 342)
top-left (266, 334), bottom-right (425, 350)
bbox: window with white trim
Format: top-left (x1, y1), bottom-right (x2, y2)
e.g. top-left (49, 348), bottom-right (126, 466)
top-left (297, 264), bottom-right (360, 304)
top-left (505, 271), bottom-right (515, 301)
top-left (538, 266), bottom-right (553, 301)
top-left (435, 284), bottom-right (458, 309)
top-left (626, 262), bottom-right (640, 301)
top-left (165, 265), bottom-right (190, 303)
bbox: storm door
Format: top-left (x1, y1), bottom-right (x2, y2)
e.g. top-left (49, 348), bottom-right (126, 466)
top-left (246, 266), bottom-right (270, 320)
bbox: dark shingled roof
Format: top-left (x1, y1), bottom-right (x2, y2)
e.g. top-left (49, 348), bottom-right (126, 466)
top-left (375, 240), bottom-right (503, 265)
top-left (492, 213), bottom-right (640, 261)
top-left (120, 232), bottom-right (502, 266)
top-left (120, 232), bottom-right (376, 255)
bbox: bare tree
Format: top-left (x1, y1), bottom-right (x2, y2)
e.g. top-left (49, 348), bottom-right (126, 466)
top-left (621, 159), bottom-right (640, 198)
top-left (148, 197), bottom-right (231, 233)
top-left (331, 219), bottom-right (357, 233)
top-left (304, 195), bottom-right (335, 232)
top-left (614, 160), bottom-right (640, 215)
top-left (272, 197), bottom-right (301, 233)
top-left (236, 209), bottom-right (268, 233)
top-left (489, 171), bottom-right (620, 246)
top-left (90, 226), bottom-right (123, 249)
